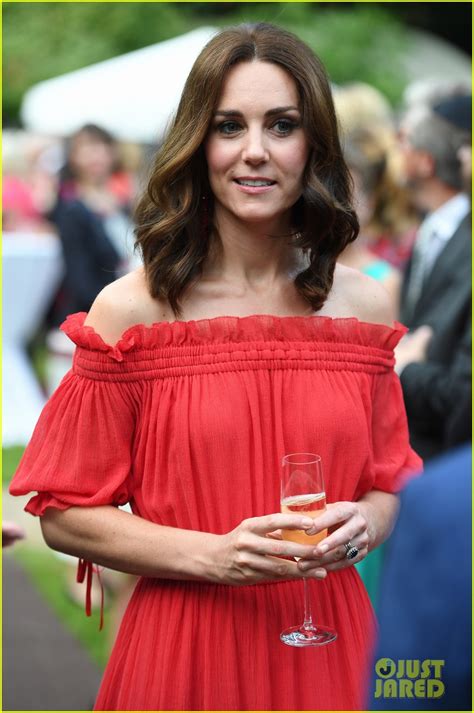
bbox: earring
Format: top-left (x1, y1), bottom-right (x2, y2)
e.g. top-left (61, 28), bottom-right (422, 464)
top-left (200, 194), bottom-right (209, 239)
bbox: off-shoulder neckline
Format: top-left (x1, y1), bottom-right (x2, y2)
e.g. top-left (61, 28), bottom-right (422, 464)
top-left (61, 311), bottom-right (406, 361)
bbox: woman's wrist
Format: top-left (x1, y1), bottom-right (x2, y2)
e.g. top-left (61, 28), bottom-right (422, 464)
top-left (172, 529), bottom-right (223, 583)
top-left (356, 491), bottom-right (399, 551)
top-left (355, 499), bottom-right (377, 550)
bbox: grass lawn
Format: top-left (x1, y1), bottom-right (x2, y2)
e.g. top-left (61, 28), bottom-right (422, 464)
top-left (2, 446), bottom-right (25, 486)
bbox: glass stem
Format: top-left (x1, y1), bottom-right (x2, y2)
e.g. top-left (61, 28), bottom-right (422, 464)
top-left (302, 577), bottom-right (315, 631)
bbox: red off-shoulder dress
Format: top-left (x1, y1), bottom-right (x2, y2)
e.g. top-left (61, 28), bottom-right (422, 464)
top-left (10, 312), bottom-right (422, 711)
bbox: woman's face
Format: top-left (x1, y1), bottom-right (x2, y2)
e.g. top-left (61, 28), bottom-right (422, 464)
top-left (205, 60), bottom-right (310, 230)
top-left (69, 133), bottom-right (115, 183)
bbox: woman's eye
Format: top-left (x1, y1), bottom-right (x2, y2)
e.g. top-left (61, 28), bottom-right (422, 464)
top-left (216, 121), bottom-right (242, 135)
top-left (272, 119), bottom-right (297, 135)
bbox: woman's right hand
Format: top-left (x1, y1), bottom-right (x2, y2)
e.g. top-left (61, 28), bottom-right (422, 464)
top-left (38, 506), bottom-right (327, 586)
top-left (207, 514), bottom-right (327, 586)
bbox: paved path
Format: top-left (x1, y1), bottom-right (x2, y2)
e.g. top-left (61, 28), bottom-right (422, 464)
top-left (3, 554), bottom-right (103, 711)
top-left (3, 488), bottom-right (103, 710)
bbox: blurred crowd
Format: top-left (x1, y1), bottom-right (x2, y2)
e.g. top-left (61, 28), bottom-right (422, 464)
top-left (3, 124), bottom-right (144, 320)
top-left (4, 74), bottom-right (472, 702)
top-left (333, 78), bottom-right (471, 465)
top-left (4, 75), bottom-right (471, 459)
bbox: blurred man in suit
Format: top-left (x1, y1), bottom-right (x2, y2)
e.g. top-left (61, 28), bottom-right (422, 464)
top-left (395, 95), bottom-right (471, 461)
top-left (368, 445), bottom-right (471, 710)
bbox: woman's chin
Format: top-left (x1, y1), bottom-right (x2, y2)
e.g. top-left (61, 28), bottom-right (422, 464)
top-left (232, 208), bottom-right (291, 227)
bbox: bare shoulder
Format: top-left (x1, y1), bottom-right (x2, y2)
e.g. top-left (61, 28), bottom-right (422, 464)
top-left (84, 268), bottom-right (170, 344)
top-left (332, 264), bottom-right (396, 327)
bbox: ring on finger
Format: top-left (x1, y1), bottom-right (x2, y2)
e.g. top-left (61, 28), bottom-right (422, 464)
top-left (344, 541), bottom-right (359, 560)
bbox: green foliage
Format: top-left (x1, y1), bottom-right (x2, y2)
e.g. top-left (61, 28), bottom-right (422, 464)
top-left (4, 2), bottom-right (408, 125)
top-left (2, 446), bottom-right (25, 486)
top-left (14, 545), bottom-right (109, 668)
top-left (216, 3), bottom-right (408, 104)
top-left (3, 2), bottom-right (199, 121)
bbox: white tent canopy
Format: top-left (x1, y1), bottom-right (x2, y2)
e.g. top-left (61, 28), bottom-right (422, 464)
top-left (20, 27), bottom-right (218, 144)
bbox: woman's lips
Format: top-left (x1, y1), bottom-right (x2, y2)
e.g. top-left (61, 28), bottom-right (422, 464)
top-left (233, 179), bottom-right (277, 194)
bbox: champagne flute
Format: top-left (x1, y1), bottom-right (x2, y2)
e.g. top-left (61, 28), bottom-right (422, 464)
top-left (280, 452), bottom-right (337, 647)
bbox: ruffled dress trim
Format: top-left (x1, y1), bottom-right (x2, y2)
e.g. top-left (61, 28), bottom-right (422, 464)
top-left (62, 311), bottom-right (406, 353)
top-left (61, 312), bottom-right (407, 381)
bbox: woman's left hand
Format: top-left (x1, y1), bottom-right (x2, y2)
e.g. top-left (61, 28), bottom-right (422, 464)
top-left (296, 501), bottom-right (372, 574)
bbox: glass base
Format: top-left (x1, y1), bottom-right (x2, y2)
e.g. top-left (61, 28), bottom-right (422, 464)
top-left (280, 624), bottom-right (337, 647)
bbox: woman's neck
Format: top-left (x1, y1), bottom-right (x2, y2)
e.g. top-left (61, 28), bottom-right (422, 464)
top-left (76, 176), bottom-right (108, 192)
top-left (76, 181), bottom-right (118, 214)
top-left (203, 212), bottom-right (305, 290)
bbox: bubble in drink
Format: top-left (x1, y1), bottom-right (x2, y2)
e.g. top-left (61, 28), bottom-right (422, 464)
top-left (280, 493), bottom-right (327, 545)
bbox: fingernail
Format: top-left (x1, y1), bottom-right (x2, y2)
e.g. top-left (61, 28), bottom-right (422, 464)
top-left (314, 569), bottom-right (326, 578)
top-left (301, 518), bottom-right (313, 527)
top-left (316, 544), bottom-right (328, 554)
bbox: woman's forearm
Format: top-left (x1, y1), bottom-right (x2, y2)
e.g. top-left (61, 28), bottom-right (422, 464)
top-left (356, 489), bottom-right (400, 550)
top-left (40, 505), bottom-right (341, 586)
top-left (40, 505), bottom-right (221, 581)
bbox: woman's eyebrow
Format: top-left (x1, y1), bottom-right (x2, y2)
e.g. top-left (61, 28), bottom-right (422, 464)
top-left (214, 105), bottom-right (300, 117)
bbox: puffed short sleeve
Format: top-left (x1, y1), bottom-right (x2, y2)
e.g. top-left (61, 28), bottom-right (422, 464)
top-left (9, 317), bottom-right (139, 516)
top-left (369, 368), bottom-right (423, 493)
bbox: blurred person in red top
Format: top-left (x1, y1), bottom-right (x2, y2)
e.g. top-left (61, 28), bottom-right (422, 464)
top-left (2, 131), bottom-right (61, 234)
top-left (2, 175), bottom-right (43, 232)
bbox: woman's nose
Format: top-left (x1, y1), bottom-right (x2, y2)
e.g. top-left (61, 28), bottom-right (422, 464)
top-left (241, 130), bottom-right (269, 164)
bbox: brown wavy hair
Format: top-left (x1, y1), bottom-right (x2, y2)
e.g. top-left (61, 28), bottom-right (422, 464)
top-left (135, 23), bottom-right (359, 316)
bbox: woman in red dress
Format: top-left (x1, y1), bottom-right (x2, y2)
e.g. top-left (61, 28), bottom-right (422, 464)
top-left (10, 23), bottom-right (421, 710)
